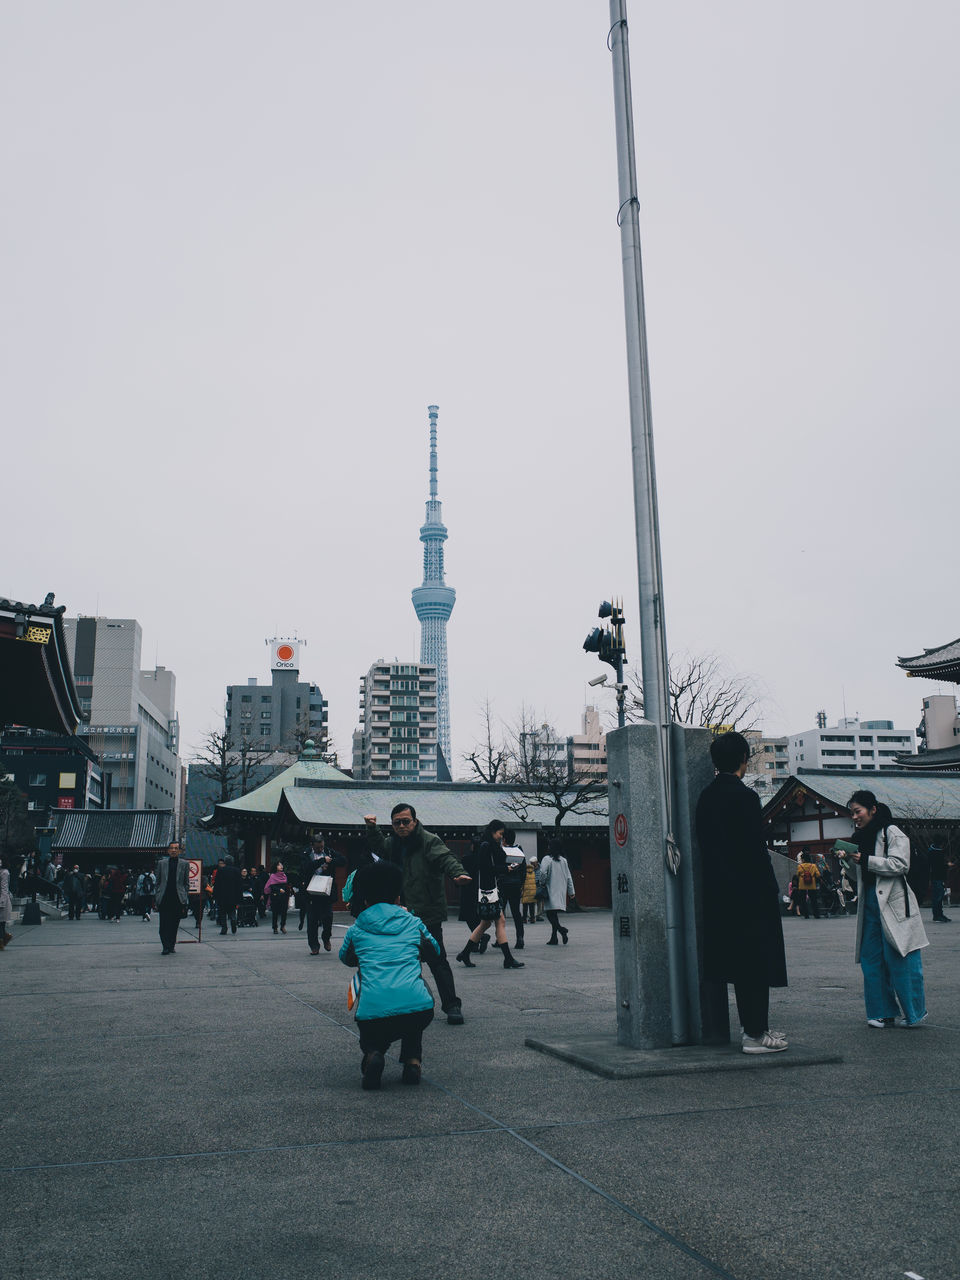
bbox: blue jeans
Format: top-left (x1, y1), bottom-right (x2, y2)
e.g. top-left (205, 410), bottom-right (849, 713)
top-left (860, 884), bottom-right (926, 1024)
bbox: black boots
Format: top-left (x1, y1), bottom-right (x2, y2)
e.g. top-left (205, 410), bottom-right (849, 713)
top-left (501, 943), bottom-right (524, 969)
top-left (560, 927), bottom-right (569, 945)
top-left (456, 940), bottom-right (477, 967)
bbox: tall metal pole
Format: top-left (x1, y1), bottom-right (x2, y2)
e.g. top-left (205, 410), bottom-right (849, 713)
top-left (607, 0), bottom-right (688, 1044)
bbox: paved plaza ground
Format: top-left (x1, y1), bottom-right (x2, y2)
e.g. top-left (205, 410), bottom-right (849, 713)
top-left (0, 904), bottom-right (957, 1280)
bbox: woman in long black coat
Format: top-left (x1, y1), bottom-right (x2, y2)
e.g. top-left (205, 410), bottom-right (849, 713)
top-left (695, 732), bottom-right (788, 1054)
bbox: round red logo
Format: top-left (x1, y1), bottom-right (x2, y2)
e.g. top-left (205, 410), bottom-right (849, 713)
top-left (276, 644), bottom-right (294, 662)
top-left (614, 813), bottom-right (628, 847)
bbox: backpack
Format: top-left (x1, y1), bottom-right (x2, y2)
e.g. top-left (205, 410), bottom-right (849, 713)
top-left (799, 864), bottom-right (816, 890)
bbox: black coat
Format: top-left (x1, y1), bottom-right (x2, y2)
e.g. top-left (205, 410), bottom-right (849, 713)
top-left (695, 773), bottom-right (787, 988)
top-left (213, 864), bottom-right (243, 907)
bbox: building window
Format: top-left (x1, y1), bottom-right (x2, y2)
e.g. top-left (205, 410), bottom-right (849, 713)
top-left (241, 695), bottom-right (252, 704)
top-left (261, 695), bottom-right (272, 703)
top-left (260, 726), bottom-right (272, 737)
top-left (261, 711), bottom-right (271, 720)
top-left (28, 773), bottom-right (46, 786)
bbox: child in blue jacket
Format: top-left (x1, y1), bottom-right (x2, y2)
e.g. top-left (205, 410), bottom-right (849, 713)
top-left (339, 860), bottom-right (440, 1090)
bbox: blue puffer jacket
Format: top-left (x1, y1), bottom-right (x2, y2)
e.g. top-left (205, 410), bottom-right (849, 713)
top-left (339, 903), bottom-right (440, 1021)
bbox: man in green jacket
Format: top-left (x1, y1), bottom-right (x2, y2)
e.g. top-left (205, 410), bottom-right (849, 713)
top-left (364, 803), bottom-right (471, 1025)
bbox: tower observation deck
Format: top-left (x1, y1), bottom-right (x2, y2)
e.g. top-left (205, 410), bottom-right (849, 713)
top-left (411, 404), bottom-right (455, 772)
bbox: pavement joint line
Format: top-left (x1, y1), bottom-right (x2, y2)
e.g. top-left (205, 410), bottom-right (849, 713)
top-left (0, 1124), bottom-right (504, 1176)
top-left (182, 942), bottom-right (738, 1276)
top-left (425, 1078), bottom-right (739, 1280)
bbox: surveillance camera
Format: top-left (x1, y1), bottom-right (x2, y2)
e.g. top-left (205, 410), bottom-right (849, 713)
top-left (588, 674), bottom-right (608, 687)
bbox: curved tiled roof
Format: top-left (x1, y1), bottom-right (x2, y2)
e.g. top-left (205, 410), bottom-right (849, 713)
top-left (50, 809), bottom-right (176, 850)
top-left (897, 638), bottom-right (960, 682)
top-left (0, 594), bottom-right (82, 734)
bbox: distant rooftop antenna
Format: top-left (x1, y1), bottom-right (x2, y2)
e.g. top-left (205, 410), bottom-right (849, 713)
top-left (816, 709), bottom-right (827, 729)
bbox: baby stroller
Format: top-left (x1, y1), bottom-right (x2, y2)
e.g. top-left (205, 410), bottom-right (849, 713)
top-left (238, 890), bottom-right (259, 927)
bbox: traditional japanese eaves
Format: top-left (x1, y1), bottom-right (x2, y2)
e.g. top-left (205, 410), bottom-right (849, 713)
top-left (0, 594), bottom-right (82, 734)
top-left (894, 744), bottom-right (960, 773)
top-left (278, 779), bottom-right (609, 835)
top-left (49, 808), bottom-right (176, 852)
top-left (202, 770), bottom-right (609, 836)
top-left (762, 770), bottom-right (960, 826)
top-left (897, 638), bottom-right (960, 684)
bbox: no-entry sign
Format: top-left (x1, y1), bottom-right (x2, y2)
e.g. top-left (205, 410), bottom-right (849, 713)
top-left (614, 813), bottom-right (628, 847)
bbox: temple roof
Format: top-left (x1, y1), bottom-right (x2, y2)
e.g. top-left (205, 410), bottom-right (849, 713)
top-left (49, 809), bottom-right (176, 851)
top-left (894, 745), bottom-right (960, 772)
top-left (762, 770), bottom-right (960, 824)
top-left (203, 768), bottom-right (608, 833)
top-left (277, 779), bottom-right (609, 832)
top-left (200, 757), bottom-right (352, 827)
top-left (0, 594), bottom-right (82, 734)
top-left (897, 638), bottom-right (960, 683)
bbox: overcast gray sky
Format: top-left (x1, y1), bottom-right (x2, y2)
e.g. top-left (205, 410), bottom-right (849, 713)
top-left (3, 1), bottom-right (958, 769)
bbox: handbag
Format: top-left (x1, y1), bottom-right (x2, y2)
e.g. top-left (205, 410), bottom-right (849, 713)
top-left (477, 885), bottom-right (501, 922)
top-left (307, 873), bottom-right (334, 896)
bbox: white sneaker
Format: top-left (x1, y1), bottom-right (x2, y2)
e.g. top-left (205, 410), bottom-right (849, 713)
top-left (742, 1028), bottom-right (787, 1045)
top-left (742, 1031), bottom-right (788, 1054)
top-left (866, 1017), bottom-right (896, 1028)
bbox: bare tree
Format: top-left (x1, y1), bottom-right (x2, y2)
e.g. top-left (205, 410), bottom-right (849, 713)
top-left (624, 651), bottom-right (763, 732)
top-left (500, 706), bottom-right (607, 832)
top-left (192, 729), bottom-right (239, 805)
top-left (463, 698), bottom-right (508, 784)
top-left (192, 729), bottom-right (278, 802)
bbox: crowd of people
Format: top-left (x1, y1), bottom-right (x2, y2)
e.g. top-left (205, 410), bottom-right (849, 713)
top-left (4, 756), bottom-right (945, 1085)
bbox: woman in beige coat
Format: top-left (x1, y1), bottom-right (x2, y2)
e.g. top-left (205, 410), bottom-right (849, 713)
top-left (842, 791), bottom-right (928, 1028)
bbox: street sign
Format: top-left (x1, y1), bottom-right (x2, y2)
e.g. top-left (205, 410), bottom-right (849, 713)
top-left (187, 859), bottom-right (202, 895)
top-left (614, 813), bottom-right (628, 847)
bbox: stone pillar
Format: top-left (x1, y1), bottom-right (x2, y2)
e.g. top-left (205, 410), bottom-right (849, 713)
top-left (607, 720), bottom-right (672, 1048)
top-left (606, 721), bottom-right (722, 1049)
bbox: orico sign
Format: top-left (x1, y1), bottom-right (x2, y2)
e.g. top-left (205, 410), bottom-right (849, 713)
top-left (272, 642), bottom-right (298, 669)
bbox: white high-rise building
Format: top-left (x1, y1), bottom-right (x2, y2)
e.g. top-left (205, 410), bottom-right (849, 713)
top-left (352, 660), bottom-right (440, 782)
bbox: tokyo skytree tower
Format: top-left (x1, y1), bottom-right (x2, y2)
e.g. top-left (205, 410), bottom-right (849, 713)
top-left (411, 405), bottom-right (455, 773)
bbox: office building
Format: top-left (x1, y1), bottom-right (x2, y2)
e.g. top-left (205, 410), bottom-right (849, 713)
top-left (567, 706), bottom-right (608, 782)
top-left (786, 717), bottom-right (916, 773)
top-left (224, 638), bottom-right (328, 754)
top-left (63, 616), bottom-right (180, 813)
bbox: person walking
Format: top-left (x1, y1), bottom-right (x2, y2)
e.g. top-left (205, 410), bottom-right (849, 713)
top-left (537, 842), bottom-right (575, 945)
top-left (928, 840), bottom-right (952, 923)
top-left (155, 842), bottom-right (189, 956)
top-left (135, 869), bottom-right (156, 921)
top-left (107, 867), bottom-right (129, 922)
top-left (63, 865), bottom-right (86, 920)
top-left (695, 731), bottom-right (788, 1054)
top-left (340, 861), bottom-right (440, 1090)
top-left (796, 851), bottom-right (821, 919)
top-left (263, 862), bottom-right (290, 934)
top-left (213, 855), bottom-right (243, 935)
top-left (840, 790), bottom-right (929, 1028)
top-left (0, 857), bottom-right (13, 950)
top-left (364, 804), bottom-right (472, 1025)
top-left (299, 836), bottom-right (346, 955)
top-left (520, 843), bottom-right (539, 925)
top-left (499, 830), bottom-right (527, 950)
top-left (455, 821), bottom-right (524, 970)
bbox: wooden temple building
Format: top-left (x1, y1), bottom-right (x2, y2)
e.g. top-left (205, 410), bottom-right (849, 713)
top-left (199, 744), bottom-right (613, 906)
